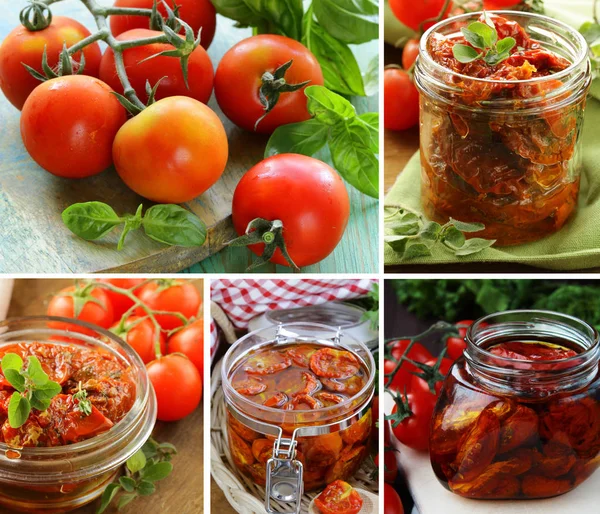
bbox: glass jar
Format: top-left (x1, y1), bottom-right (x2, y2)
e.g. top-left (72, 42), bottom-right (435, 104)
top-left (222, 323), bottom-right (375, 513)
top-left (414, 12), bottom-right (591, 245)
top-left (430, 310), bottom-right (600, 499)
top-left (0, 316), bottom-right (157, 513)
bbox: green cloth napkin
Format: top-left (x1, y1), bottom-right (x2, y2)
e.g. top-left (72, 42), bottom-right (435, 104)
top-left (384, 1), bottom-right (600, 270)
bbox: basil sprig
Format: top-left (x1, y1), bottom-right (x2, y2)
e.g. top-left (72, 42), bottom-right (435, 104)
top-left (265, 85), bottom-right (379, 198)
top-left (1, 353), bottom-right (62, 428)
top-left (62, 202), bottom-right (207, 250)
top-left (453, 13), bottom-right (516, 66)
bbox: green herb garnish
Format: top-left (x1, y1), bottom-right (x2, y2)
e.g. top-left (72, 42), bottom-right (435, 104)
top-left (73, 381), bottom-right (92, 417)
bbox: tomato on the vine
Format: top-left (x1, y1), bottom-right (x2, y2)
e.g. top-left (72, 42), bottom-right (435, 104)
top-left (383, 483), bottom-right (404, 514)
top-left (111, 315), bottom-right (166, 364)
top-left (21, 75), bottom-right (126, 178)
top-left (135, 280), bottom-right (201, 331)
top-left (384, 68), bottom-right (419, 131)
top-left (390, 392), bottom-right (433, 451)
top-left (384, 339), bottom-right (432, 393)
top-left (231, 154), bottom-right (350, 268)
top-left (47, 284), bottom-right (114, 335)
top-left (389, 0), bottom-right (452, 32)
top-left (0, 16), bottom-right (102, 110)
top-left (402, 39), bottom-right (420, 70)
top-left (376, 449), bottom-right (399, 483)
top-left (446, 320), bottom-right (474, 361)
top-left (168, 319), bottom-right (204, 377)
top-left (110, 0), bottom-right (217, 49)
top-left (99, 29), bottom-right (214, 104)
top-left (112, 96), bottom-right (228, 203)
top-left (409, 357), bottom-right (452, 409)
top-left (215, 35), bottom-right (324, 134)
top-left (97, 278), bottom-right (144, 319)
top-left (146, 354), bottom-right (202, 421)
top-left (484, 0), bottom-right (519, 8)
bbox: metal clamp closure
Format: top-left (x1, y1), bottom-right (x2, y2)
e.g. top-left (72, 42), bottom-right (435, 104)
top-left (265, 434), bottom-right (304, 514)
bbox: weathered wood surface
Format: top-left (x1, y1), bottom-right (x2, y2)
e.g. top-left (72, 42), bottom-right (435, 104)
top-left (0, 0), bottom-right (379, 273)
top-left (5, 278), bottom-right (203, 514)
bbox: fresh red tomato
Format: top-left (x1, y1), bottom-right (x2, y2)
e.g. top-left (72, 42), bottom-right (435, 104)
top-left (384, 68), bottom-right (419, 131)
top-left (410, 357), bottom-right (452, 409)
top-left (113, 96), bottom-right (228, 203)
top-left (385, 340), bottom-right (433, 393)
top-left (20, 75), bottom-right (126, 178)
top-left (110, 0), bottom-right (216, 49)
top-left (383, 483), bottom-right (404, 514)
top-left (47, 284), bottom-right (114, 335)
top-left (135, 280), bottom-right (202, 331)
top-left (390, 392), bottom-right (433, 451)
top-left (376, 449), bottom-right (399, 483)
top-left (389, 0), bottom-right (452, 32)
top-left (96, 278), bottom-right (144, 320)
top-left (215, 35), bottom-right (324, 133)
top-left (231, 154), bottom-right (350, 268)
top-left (402, 39), bottom-right (420, 70)
top-left (314, 480), bottom-right (363, 514)
top-left (446, 320), bottom-right (474, 361)
top-left (484, 0), bottom-right (519, 8)
top-left (99, 29), bottom-right (214, 104)
top-left (168, 318), bottom-right (204, 377)
top-left (146, 354), bottom-right (202, 421)
top-left (0, 16), bottom-right (102, 110)
top-left (111, 315), bottom-right (166, 364)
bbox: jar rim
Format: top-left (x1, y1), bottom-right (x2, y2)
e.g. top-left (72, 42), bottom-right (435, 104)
top-left (418, 10), bottom-right (589, 87)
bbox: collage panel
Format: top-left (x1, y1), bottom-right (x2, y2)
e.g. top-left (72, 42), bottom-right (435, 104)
top-left (0, 278), bottom-right (203, 513)
top-left (383, 278), bottom-right (600, 513)
top-left (209, 278), bottom-right (380, 514)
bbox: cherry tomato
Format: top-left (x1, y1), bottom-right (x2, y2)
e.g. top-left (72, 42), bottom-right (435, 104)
top-left (376, 449), bottom-right (399, 483)
top-left (391, 392), bottom-right (433, 451)
top-left (99, 29), bottom-right (214, 105)
top-left (484, 0), bottom-right (519, 8)
top-left (167, 319), bottom-right (204, 377)
top-left (310, 348), bottom-right (359, 379)
top-left (384, 68), bottom-right (419, 131)
top-left (47, 284), bottom-right (114, 335)
top-left (0, 16), bottom-right (102, 110)
top-left (21, 75), bottom-right (126, 178)
top-left (244, 351), bottom-right (291, 375)
top-left (385, 340), bottom-right (433, 393)
top-left (111, 315), bottom-right (166, 364)
top-left (402, 39), bottom-right (420, 70)
top-left (110, 0), bottom-right (217, 49)
top-left (232, 154), bottom-right (350, 268)
top-left (146, 354), bottom-right (202, 421)
top-left (135, 280), bottom-right (202, 331)
top-left (383, 483), bottom-right (404, 514)
top-left (314, 480), bottom-right (363, 514)
top-left (446, 320), bottom-right (474, 361)
top-left (389, 0), bottom-right (452, 32)
top-left (410, 357), bottom-right (452, 409)
top-left (96, 278), bottom-right (144, 319)
top-left (112, 96), bottom-right (228, 203)
top-left (215, 35), bottom-right (323, 133)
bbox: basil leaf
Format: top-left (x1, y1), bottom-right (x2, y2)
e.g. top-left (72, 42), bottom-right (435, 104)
top-left (306, 85), bottom-right (356, 125)
top-left (455, 238), bottom-right (496, 256)
top-left (62, 202), bottom-right (123, 241)
top-left (580, 21), bottom-right (600, 46)
top-left (313, 0), bottom-right (379, 45)
top-left (452, 44), bottom-right (481, 63)
top-left (127, 449), bottom-right (147, 474)
top-left (302, 13), bottom-right (366, 96)
top-left (363, 55), bottom-right (379, 97)
top-left (496, 37), bottom-right (516, 55)
top-left (449, 218), bottom-right (485, 232)
top-left (26, 356), bottom-right (49, 387)
top-left (357, 112), bottom-right (379, 153)
top-left (97, 483), bottom-right (121, 514)
top-left (142, 462), bottom-right (173, 482)
top-left (8, 393), bottom-right (30, 429)
top-left (329, 120), bottom-right (378, 198)
top-left (265, 119), bottom-right (329, 158)
top-left (142, 205), bottom-right (207, 247)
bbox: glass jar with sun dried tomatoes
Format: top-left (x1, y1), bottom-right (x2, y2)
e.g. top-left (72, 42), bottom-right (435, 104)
top-left (414, 12), bottom-right (591, 245)
top-left (430, 310), bottom-right (600, 499)
top-left (222, 323), bottom-right (375, 513)
top-left (0, 316), bottom-right (157, 512)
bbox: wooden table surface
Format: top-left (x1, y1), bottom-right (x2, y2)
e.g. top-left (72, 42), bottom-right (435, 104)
top-left (4, 278), bottom-right (203, 514)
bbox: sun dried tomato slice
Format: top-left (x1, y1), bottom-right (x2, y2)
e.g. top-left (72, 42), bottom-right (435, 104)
top-left (227, 412), bottom-right (259, 442)
top-left (286, 345), bottom-right (317, 368)
top-left (295, 371), bottom-right (319, 396)
top-left (498, 404), bottom-right (538, 453)
top-left (310, 348), bottom-right (360, 379)
top-left (251, 438), bottom-right (273, 464)
top-left (243, 351), bottom-right (291, 375)
top-left (325, 445), bottom-right (367, 484)
top-left (340, 409), bottom-right (371, 445)
top-left (314, 392), bottom-right (346, 406)
top-left (229, 428), bottom-right (255, 467)
top-left (535, 441), bottom-right (577, 478)
top-left (290, 394), bottom-right (322, 410)
top-left (321, 376), bottom-right (363, 396)
top-left (233, 377), bottom-right (267, 396)
top-left (521, 475), bottom-right (572, 498)
top-left (314, 480), bottom-right (363, 514)
top-left (263, 392), bottom-right (288, 408)
top-left (304, 433), bottom-right (343, 467)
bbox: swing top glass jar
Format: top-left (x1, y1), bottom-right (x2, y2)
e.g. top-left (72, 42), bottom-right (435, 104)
top-left (430, 310), bottom-right (600, 499)
top-left (414, 11), bottom-right (591, 246)
top-left (222, 323), bottom-right (375, 513)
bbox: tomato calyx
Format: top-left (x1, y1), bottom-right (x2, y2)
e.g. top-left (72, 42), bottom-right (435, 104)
top-left (19, 1), bottom-right (52, 31)
top-left (255, 59), bottom-right (311, 131)
top-left (58, 282), bottom-right (107, 318)
top-left (408, 348), bottom-right (449, 395)
top-left (23, 44), bottom-right (88, 83)
top-left (147, 0), bottom-right (182, 33)
top-left (385, 390), bottom-right (413, 428)
top-left (229, 217), bottom-right (300, 271)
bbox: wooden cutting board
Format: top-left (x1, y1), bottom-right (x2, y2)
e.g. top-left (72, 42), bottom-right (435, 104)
top-left (0, 1), bottom-right (378, 273)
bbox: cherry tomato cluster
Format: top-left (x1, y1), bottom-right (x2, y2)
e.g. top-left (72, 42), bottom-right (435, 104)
top-left (46, 279), bottom-right (203, 422)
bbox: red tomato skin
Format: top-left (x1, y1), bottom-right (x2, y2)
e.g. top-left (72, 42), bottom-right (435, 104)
top-left (384, 68), bottom-right (420, 131)
top-left (99, 29), bottom-right (214, 104)
top-left (231, 154), bottom-right (350, 268)
top-left (410, 357), bottom-right (452, 409)
top-left (47, 286), bottom-right (114, 335)
top-left (110, 0), bottom-right (216, 49)
top-left (0, 16), bottom-right (102, 110)
top-left (135, 281), bottom-right (202, 331)
top-left (377, 450), bottom-right (399, 483)
top-left (391, 392), bottom-right (433, 451)
top-left (402, 39), bottom-right (420, 70)
top-left (215, 35), bottom-right (324, 134)
top-left (147, 354), bottom-right (202, 421)
top-left (113, 96), bottom-right (228, 203)
top-left (385, 340), bottom-right (433, 393)
top-left (20, 75), bottom-right (126, 178)
top-left (112, 316), bottom-right (166, 364)
top-left (97, 278), bottom-right (144, 319)
top-left (168, 319), bottom-right (204, 377)
top-left (383, 483), bottom-right (404, 514)
top-left (484, 0), bottom-right (519, 8)
top-left (389, 0), bottom-right (452, 31)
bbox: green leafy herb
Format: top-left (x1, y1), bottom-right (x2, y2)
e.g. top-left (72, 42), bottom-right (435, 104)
top-left (384, 209), bottom-right (495, 260)
top-left (580, 20), bottom-right (600, 79)
top-left (97, 437), bottom-right (177, 514)
top-left (312, 0), bottom-right (379, 45)
top-left (360, 282), bottom-right (379, 330)
top-left (73, 382), bottom-right (92, 417)
top-left (1, 353), bottom-right (62, 428)
top-left (265, 85), bottom-right (379, 198)
top-left (62, 202), bottom-right (207, 250)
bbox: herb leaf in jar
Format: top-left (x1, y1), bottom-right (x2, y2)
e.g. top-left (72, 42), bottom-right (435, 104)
top-left (453, 14), bottom-right (516, 65)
